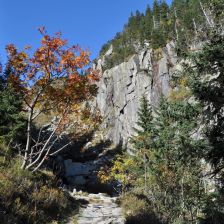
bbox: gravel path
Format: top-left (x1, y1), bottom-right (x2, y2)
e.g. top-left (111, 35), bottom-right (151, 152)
top-left (68, 192), bottom-right (125, 224)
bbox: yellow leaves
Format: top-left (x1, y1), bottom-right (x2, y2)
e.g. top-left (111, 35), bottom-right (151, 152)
top-left (60, 50), bottom-right (89, 69)
top-left (33, 47), bottom-right (47, 63)
top-left (167, 19), bottom-right (172, 26)
top-left (179, 76), bottom-right (188, 87)
top-left (40, 27), bottom-right (67, 51)
top-left (6, 47), bottom-right (28, 73)
top-left (18, 51), bottom-right (28, 59)
top-left (169, 75), bottom-right (191, 102)
top-left (98, 155), bottom-right (136, 186)
top-left (153, 48), bottom-right (163, 61)
top-left (168, 86), bottom-right (191, 102)
top-left (79, 50), bottom-right (90, 64)
top-left (98, 169), bottom-right (111, 184)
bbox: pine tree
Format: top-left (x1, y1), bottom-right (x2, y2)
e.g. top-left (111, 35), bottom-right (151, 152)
top-left (152, 0), bottom-right (160, 29)
top-left (131, 96), bottom-right (152, 159)
top-left (143, 5), bottom-right (153, 42)
top-left (147, 97), bottom-right (206, 223)
top-left (160, 0), bottom-right (169, 31)
top-left (130, 96), bottom-right (153, 192)
top-left (136, 96), bottom-right (152, 134)
top-left (0, 86), bottom-right (25, 143)
top-left (0, 68), bottom-right (25, 144)
top-left (187, 24), bottom-right (224, 174)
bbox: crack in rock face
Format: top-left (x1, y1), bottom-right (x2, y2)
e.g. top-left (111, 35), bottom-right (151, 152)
top-left (94, 42), bottom-right (177, 147)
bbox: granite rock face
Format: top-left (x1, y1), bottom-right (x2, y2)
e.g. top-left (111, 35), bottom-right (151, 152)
top-left (94, 42), bottom-right (177, 146)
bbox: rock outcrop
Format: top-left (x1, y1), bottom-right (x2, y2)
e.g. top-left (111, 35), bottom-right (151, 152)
top-left (63, 138), bottom-right (118, 191)
top-left (93, 42), bottom-right (177, 146)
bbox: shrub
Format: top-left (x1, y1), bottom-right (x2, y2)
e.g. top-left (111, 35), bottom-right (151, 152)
top-left (120, 191), bottom-right (162, 224)
top-left (0, 157), bottom-right (78, 224)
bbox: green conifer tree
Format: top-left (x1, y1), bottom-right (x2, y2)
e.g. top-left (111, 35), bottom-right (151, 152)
top-left (187, 17), bottom-right (224, 173)
top-left (136, 96), bottom-right (153, 134)
top-left (0, 67), bottom-right (25, 143)
top-left (147, 97), bottom-right (206, 223)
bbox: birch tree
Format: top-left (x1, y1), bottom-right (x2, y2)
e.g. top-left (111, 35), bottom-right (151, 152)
top-left (6, 27), bottom-right (99, 171)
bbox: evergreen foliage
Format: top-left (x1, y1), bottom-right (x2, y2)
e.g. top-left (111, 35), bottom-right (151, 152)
top-left (186, 0), bottom-right (224, 176)
top-left (99, 0), bottom-right (214, 70)
top-left (0, 69), bottom-right (25, 143)
top-left (107, 94), bottom-right (208, 223)
top-left (144, 98), bottom-right (206, 223)
top-left (115, 2), bottom-right (224, 222)
top-left (135, 96), bottom-right (153, 135)
top-left (0, 87), bottom-right (25, 143)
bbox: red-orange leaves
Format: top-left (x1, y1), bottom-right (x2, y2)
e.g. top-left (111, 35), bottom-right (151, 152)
top-left (41, 34), bottom-right (67, 50)
top-left (41, 35), bottom-right (50, 45)
top-left (6, 28), bottom-right (99, 121)
top-left (69, 73), bottom-right (81, 82)
top-left (6, 45), bottom-right (28, 73)
top-left (5, 44), bottom-right (17, 56)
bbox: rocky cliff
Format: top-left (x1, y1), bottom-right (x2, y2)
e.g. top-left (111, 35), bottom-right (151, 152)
top-left (93, 42), bottom-right (178, 146)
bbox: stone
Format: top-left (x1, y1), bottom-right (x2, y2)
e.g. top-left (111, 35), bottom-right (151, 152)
top-left (93, 42), bottom-right (177, 146)
top-left (70, 192), bottom-right (125, 224)
top-left (83, 141), bottom-right (93, 149)
top-left (64, 160), bottom-right (95, 177)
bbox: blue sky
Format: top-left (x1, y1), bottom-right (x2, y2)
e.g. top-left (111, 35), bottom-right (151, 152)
top-left (0, 0), bottom-right (171, 63)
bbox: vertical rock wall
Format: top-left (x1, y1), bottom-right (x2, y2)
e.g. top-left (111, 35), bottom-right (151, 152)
top-left (94, 42), bottom-right (177, 146)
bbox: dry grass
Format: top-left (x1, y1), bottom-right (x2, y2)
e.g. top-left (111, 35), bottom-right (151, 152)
top-left (119, 191), bottom-right (162, 224)
top-left (0, 149), bottom-right (78, 224)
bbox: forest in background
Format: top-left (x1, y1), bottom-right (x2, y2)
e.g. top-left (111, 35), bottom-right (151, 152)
top-left (99, 0), bottom-right (223, 70)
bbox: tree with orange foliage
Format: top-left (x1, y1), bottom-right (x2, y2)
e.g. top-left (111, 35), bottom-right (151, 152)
top-left (6, 27), bottom-right (99, 171)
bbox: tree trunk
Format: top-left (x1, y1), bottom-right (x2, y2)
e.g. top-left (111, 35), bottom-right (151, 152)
top-left (174, 8), bottom-right (179, 41)
top-left (144, 153), bottom-right (147, 193)
top-left (21, 108), bottom-right (33, 169)
top-left (199, 1), bottom-right (214, 28)
top-left (153, 15), bottom-right (156, 29)
top-left (181, 176), bottom-right (185, 220)
top-left (26, 113), bottom-right (66, 171)
top-left (193, 18), bottom-right (198, 37)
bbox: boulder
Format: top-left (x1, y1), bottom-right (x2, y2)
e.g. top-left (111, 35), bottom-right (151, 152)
top-left (64, 160), bottom-right (95, 177)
